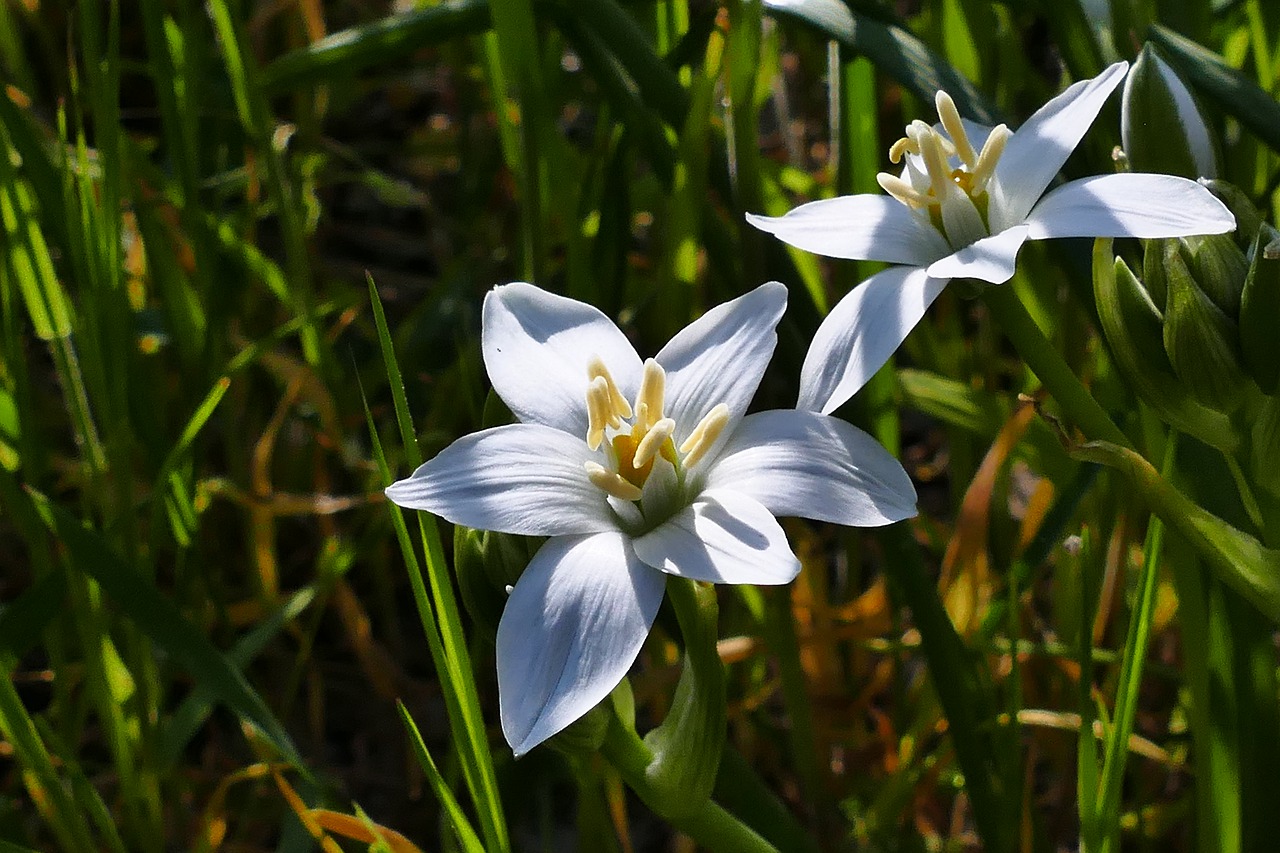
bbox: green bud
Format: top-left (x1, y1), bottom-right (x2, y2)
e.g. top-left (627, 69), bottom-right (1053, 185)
top-left (1143, 238), bottom-right (1170, 311)
top-left (1184, 233), bottom-right (1247, 318)
top-left (1162, 243), bottom-right (1250, 412)
top-left (1251, 395), bottom-right (1280, 498)
top-left (1239, 225), bottom-right (1280, 394)
top-left (1201, 179), bottom-right (1261, 246)
top-left (453, 526), bottom-right (536, 640)
top-left (1093, 239), bottom-right (1238, 450)
top-left (1121, 43), bottom-right (1217, 179)
top-left (548, 701), bottom-right (612, 756)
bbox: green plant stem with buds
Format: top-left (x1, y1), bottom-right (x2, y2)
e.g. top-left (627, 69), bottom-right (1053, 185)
top-left (600, 712), bottom-right (779, 852)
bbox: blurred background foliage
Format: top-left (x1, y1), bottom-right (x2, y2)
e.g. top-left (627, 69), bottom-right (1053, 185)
top-left (0, 0), bottom-right (1278, 850)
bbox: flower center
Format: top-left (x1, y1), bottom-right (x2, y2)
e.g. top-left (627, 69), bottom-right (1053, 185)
top-left (581, 356), bottom-right (729, 504)
top-left (875, 91), bottom-right (1011, 245)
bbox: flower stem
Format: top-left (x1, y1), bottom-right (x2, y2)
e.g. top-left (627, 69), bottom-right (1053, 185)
top-left (982, 284), bottom-right (1132, 448)
top-left (600, 717), bottom-right (780, 852)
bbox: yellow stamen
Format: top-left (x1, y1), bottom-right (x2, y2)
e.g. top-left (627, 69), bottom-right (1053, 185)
top-left (587, 355), bottom-right (632, 420)
top-left (876, 172), bottom-right (930, 208)
top-left (971, 124), bottom-right (1010, 194)
top-left (917, 130), bottom-right (954, 202)
top-left (633, 417), bottom-right (676, 469)
top-left (584, 461), bottom-right (643, 501)
top-left (585, 376), bottom-right (620, 450)
top-left (634, 359), bottom-right (666, 431)
top-left (888, 137), bottom-right (917, 164)
top-left (935, 91), bottom-right (976, 168)
top-left (679, 404), bottom-right (730, 470)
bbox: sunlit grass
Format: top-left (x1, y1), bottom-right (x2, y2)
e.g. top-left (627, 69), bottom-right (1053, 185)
top-left (1, 0), bottom-right (1278, 850)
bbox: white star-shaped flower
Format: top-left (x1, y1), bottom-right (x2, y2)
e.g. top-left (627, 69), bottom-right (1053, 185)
top-left (385, 281), bottom-right (918, 755)
top-left (747, 61), bottom-right (1235, 414)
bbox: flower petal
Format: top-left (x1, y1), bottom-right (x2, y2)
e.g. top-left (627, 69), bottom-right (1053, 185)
top-left (497, 532), bottom-right (665, 756)
top-left (797, 267), bottom-right (949, 415)
top-left (746, 195), bottom-right (950, 265)
top-left (631, 490), bottom-right (800, 585)
top-left (705, 409), bottom-right (918, 526)
top-left (656, 281), bottom-right (785, 450)
top-left (384, 424), bottom-right (615, 536)
top-left (926, 225), bottom-right (1030, 283)
top-left (483, 282), bottom-right (642, 437)
top-left (1024, 173), bottom-right (1236, 239)
top-left (990, 61), bottom-right (1128, 231)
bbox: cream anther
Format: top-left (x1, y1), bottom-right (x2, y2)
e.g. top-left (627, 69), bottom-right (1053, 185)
top-left (587, 356), bottom-right (632, 420)
top-left (876, 173), bottom-right (929, 208)
top-left (918, 131), bottom-right (954, 202)
top-left (633, 417), bottom-right (675, 469)
top-left (584, 461), bottom-right (643, 501)
top-left (635, 359), bottom-right (666, 431)
top-left (679, 404), bottom-right (730, 470)
top-left (585, 376), bottom-right (620, 450)
top-left (970, 124), bottom-right (1010, 193)
top-left (935, 91), bottom-right (975, 168)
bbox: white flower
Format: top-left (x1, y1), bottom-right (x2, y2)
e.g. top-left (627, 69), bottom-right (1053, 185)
top-left (746, 61), bottom-right (1236, 415)
top-left (386, 281), bottom-right (918, 755)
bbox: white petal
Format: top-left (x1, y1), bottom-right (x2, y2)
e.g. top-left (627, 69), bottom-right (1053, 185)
top-left (384, 424), bottom-right (615, 536)
top-left (656, 281), bottom-right (785, 450)
top-left (990, 61), bottom-right (1128, 231)
top-left (497, 532), bottom-right (665, 755)
top-left (705, 410), bottom-right (918, 526)
top-left (797, 267), bottom-right (950, 415)
top-left (483, 282), bottom-right (642, 436)
top-left (926, 225), bottom-right (1030, 283)
top-left (1024, 174), bottom-right (1235, 239)
top-left (631, 489), bottom-right (800, 585)
top-left (746, 195), bottom-right (950, 265)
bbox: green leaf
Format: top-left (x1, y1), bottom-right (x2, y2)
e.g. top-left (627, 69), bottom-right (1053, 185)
top-left (1149, 23), bottom-right (1280, 155)
top-left (0, 570), bottom-right (67, 660)
top-left (398, 702), bottom-right (487, 853)
top-left (763, 0), bottom-right (1002, 124)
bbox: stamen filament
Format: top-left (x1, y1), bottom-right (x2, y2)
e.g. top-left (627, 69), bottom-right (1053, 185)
top-left (935, 91), bottom-right (976, 168)
top-left (635, 359), bottom-right (666, 431)
top-left (585, 461), bottom-right (643, 501)
top-left (679, 404), bottom-right (730, 470)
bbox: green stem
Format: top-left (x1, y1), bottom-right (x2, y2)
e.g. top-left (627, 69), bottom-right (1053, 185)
top-left (600, 718), bottom-right (779, 853)
top-left (982, 285), bottom-right (1131, 448)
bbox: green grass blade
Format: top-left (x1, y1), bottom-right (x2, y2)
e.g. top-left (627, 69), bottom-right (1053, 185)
top-left (365, 279), bottom-right (510, 852)
top-left (25, 489), bottom-right (302, 765)
top-left (397, 701), bottom-right (487, 853)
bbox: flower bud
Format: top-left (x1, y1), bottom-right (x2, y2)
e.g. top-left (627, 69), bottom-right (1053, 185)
top-left (454, 526), bottom-right (536, 639)
top-left (1121, 43), bottom-right (1217, 179)
top-left (1251, 394), bottom-right (1280, 498)
top-left (1239, 224), bottom-right (1280, 394)
top-left (1201, 179), bottom-right (1260, 246)
top-left (1093, 239), bottom-right (1237, 450)
top-left (1162, 242), bottom-right (1249, 413)
top-left (1184, 233), bottom-right (1247, 317)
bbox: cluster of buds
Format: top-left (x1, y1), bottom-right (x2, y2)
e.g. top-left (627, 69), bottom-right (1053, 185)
top-left (1097, 44), bottom-right (1280, 493)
